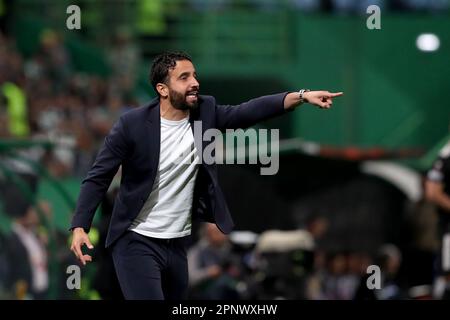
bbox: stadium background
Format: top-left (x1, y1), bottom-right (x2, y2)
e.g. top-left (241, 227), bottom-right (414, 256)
top-left (0, 0), bottom-right (449, 299)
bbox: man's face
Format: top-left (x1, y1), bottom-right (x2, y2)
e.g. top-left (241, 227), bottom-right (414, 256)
top-left (165, 60), bottom-right (200, 110)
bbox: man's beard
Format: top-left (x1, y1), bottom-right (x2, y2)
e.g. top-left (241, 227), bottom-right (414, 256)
top-left (169, 88), bottom-right (198, 110)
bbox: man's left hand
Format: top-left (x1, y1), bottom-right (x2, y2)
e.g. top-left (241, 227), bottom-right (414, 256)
top-left (284, 90), bottom-right (344, 110)
top-left (303, 91), bottom-right (344, 109)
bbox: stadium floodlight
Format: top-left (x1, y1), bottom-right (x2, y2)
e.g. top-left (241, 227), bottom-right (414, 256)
top-left (416, 33), bottom-right (440, 52)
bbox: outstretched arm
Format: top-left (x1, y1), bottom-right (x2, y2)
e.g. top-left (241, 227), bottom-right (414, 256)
top-left (70, 115), bottom-right (131, 265)
top-left (284, 91), bottom-right (344, 111)
top-left (215, 90), bottom-right (343, 131)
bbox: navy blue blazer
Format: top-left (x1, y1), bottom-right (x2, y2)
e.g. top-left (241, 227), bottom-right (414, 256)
top-left (71, 93), bottom-right (290, 247)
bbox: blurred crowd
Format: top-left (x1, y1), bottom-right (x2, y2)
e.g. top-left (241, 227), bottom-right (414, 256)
top-left (184, 0), bottom-right (449, 13)
top-left (186, 221), bottom-right (416, 301)
top-left (0, 29), bottom-right (140, 179)
top-left (0, 27), bottom-right (140, 299)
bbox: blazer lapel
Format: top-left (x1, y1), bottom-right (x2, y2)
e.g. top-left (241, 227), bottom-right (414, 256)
top-left (189, 101), bottom-right (206, 159)
top-left (146, 98), bottom-right (161, 183)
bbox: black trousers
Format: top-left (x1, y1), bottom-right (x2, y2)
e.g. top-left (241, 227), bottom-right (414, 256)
top-left (111, 231), bottom-right (189, 300)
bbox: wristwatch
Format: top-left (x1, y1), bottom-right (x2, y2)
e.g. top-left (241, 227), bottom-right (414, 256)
top-left (298, 89), bottom-right (310, 104)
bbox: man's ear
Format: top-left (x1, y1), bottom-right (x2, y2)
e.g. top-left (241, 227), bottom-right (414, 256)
top-left (156, 83), bottom-right (168, 98)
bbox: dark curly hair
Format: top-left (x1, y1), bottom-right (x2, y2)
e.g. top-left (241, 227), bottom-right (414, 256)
top-left (149, 51), bottom-right (192, 95)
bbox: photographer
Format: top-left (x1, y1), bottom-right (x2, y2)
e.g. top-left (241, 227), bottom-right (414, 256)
top-left (187, 223), bottom-right (242, 299)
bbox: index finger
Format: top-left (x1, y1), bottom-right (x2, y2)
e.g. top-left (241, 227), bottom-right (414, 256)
top-left (329, 92), bottom-right (344, 97)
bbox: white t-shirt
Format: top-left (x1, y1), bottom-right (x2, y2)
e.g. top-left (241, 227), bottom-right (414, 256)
top-left (129, 116), bottom-right (200, 238)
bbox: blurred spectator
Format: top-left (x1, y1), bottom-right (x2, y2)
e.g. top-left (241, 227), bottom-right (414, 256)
top-left (375, 244), bottom-right (404, 299)
top-left (305, 213), bottom-right (329, 246)
top-left (330, 0), bottom-right (386, 14)
top-left (136, 0), bottom-right (168, 38)
top-left (0, 0), bottom-right (12, 35)
top-left (0, 32), bottom-right (28, 138)
top-left (410, 189), bottom-right (440, 253)
top-left (0, 231), bottom-right (8, 298)
top-left (37, 30), bottom-right (72, 93)
top-left (247, 0), bottom-right (279, 11)
top-left (2, 189), bottom-right (48, 299)
top-left (187, 0), bottom-right (231, 11)
top-left (349, 251), bottom-right (376, 300)
top-left (0, 0), bottom-right (6, 33)
top-left (1, 81), bottom-right (29, 138)
top-left (108, 28), bottom-right (140, 97)
top-left (401, 180), bottom-right (438, 293)
top-left (320, 251), bottom-right (358, 299)
top-left (290, 0), bottom-right (322, 12)
top-left (425, 139), bottom-right (450, 299)
top-left (307, 250), bottom-right (374, 300)
top-left (398, 0), bottom-right (449, 12)
top-left (304, 249), bottom-right (327, 299)
top-left (296, 213), bottom-right (330, 299)
top-left (187, 223), bottom-right (242, 299)
top-left (0, 89), bottom-right (8, 137)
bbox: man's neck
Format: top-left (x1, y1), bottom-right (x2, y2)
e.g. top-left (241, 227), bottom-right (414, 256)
top-left (160, 98), bottom-right (189, 121)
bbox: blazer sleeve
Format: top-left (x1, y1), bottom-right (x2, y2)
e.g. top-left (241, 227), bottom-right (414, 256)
top-left (215, 92), bottom-right (291, 131)
top-left (70, 116), bottom-right (131, 232)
